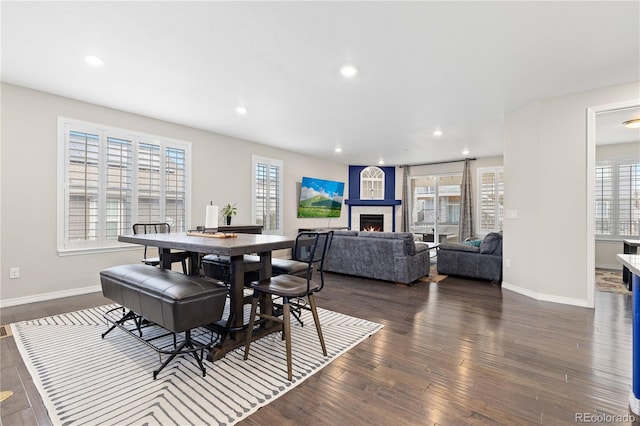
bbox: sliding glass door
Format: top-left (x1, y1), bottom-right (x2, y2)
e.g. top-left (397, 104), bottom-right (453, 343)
top-left (410, 174), bottom-right (462, 243)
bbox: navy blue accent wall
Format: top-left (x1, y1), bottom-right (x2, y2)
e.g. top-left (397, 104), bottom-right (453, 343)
top-left (348, 165), bottom-right (396, 201)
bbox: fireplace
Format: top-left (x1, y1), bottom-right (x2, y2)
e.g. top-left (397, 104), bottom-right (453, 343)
top-left (360, 214), bottom-right (384, 232)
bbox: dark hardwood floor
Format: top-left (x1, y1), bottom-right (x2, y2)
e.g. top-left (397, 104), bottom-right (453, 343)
top-left (1, 273), bottom-right (636, 425)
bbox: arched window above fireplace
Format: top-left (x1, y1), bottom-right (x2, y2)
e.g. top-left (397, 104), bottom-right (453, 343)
top-left (360, 166), bottom-right (385, 200)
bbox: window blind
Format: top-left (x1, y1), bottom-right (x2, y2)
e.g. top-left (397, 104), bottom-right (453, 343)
top-left (59, 118), bottom-right (191, 252)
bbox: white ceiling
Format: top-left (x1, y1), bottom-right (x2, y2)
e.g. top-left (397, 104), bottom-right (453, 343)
top-left (596, 107), bottom-right (640, 146)
top-left (2, 1), bottom-right (639, 165)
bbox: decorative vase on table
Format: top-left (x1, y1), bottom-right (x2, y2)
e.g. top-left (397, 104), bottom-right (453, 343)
top-left (226, 216), bottom-right (232, 226)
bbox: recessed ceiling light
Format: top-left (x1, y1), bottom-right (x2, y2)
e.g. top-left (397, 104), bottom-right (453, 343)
top-left (340, 65), bottom-right (358, 78)
top-left (334, 147), bottom-right (342, 153)
top-left (462, 148), bottom-right (470, 155)
top-left (433, 130), bottom-right (443, 137)
top-left (623, 118), bottom-right (640, 129)
top-left (235, 106), bottom-right (247, 115)
top-left (84, 54), bottom-right (104, 66)
top-left (378, 159), bottom-right (384, 165)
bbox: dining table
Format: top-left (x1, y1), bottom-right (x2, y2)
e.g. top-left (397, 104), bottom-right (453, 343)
top-left (118, 231), bottom-right (295, 360)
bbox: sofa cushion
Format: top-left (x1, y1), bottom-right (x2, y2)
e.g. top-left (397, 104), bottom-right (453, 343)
top-left (439, 242), bottom-right (480, 253)
top-left (480, 232), bottom-right (502, 255)
top-left (333, 230), bottom-right (358, 237)
top-left (358, 231), bottom-right (415, 255)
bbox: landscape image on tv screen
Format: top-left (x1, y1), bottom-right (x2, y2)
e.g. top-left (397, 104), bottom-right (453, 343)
top-left (297, 177), bottom-right (345, 218)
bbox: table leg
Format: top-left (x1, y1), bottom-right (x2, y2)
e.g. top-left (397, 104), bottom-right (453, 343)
top-left (258, 251), bottom-right (274, 326)
top-left (160, 248), bottom-right (172, 270)
top-left (207, 251), bottom-right (282, 361)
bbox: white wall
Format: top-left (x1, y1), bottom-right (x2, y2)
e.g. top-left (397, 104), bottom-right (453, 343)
top-left (0, 83), bottom-right (348, 305)
top-left (503, 81), bottom-right (640, 307)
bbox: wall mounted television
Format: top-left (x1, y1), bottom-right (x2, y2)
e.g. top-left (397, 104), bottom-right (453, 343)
top-left (297, 176), bottom-right (345, 218)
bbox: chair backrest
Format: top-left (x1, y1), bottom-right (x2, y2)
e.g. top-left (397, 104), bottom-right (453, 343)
top-left (292, 231), bottom-right (334, 292)
top-left (132, 223), bottom-right (171, 235)
top-left (132, 223), bottom-right (171, 259)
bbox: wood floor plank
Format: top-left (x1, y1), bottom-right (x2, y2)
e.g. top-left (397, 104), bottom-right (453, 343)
top-left (1, 272), bottom-right (637, 425)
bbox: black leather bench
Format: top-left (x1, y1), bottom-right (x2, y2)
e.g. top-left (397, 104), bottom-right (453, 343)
top-left (100, 264), bottom-right (228, 378)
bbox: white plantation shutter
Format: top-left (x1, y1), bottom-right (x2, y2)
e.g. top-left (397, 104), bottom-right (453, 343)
top-left (58, 118), bottom-right (191, 253)
top-left (477, 167), bottom-right (504, 233)
top-left (105, 137), bottom-right (133, 240)
top-left (596, 159), bottom-right (640, 239)
top-left (165, 147), bottom-right (187, 232)
top-left (252, 156), bottom-right (283, 234)
top-left (618, 162), bottom-right (640, 237)
top-left (137, 143), bottom-right (162, 224)
top-left (595, 163), bottom-right (613, 235)
top-left (67, 130), bottom-right (101, 243)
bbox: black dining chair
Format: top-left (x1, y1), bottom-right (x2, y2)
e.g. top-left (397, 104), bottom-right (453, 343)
top-left (243, 231), bottom-right (334, 380)
top-left (132, 223), bottom-right (190, 274)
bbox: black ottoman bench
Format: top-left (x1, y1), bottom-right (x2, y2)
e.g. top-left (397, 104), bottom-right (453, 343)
top-left (100, 264), bottom-right (228, 378)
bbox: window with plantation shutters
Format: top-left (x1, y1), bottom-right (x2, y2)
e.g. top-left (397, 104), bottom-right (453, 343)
top-left (58, 118), bottom-right (191, 253)
top-left (477, 167), bottom-right (504, 233)
top-left (596, 159), bottom-right (640, 240)
top-left (252, 155), bottom-right (283, 234)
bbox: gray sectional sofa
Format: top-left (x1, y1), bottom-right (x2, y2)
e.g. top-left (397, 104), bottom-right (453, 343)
top-left (324, 231), bottom-right (431, 284)
top-left (436, 232), bottom-right (503, 282)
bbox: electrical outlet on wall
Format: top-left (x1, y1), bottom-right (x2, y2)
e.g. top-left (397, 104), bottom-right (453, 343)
top-left (9, 267), bottom-right (20, 279)
top-left (505, 259), bottom-right (511, 268)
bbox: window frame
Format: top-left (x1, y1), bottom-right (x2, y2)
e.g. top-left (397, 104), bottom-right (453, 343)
top-left (57, 117), bottom-right (192, 255)
top-left (251, 155), bottom-right (283, 235)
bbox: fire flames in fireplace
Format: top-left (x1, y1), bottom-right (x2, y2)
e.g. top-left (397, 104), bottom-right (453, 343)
top-left (360, 214), bottom-right (384, 232)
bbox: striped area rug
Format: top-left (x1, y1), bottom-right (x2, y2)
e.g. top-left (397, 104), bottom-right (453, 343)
top-left (12, 304), bottom-right (382, 425)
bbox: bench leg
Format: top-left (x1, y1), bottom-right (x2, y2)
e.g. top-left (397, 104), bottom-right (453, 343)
top-left (101, 309), bottom-right (137, 339)
top-left (153, 330), bottom-right (207, 379)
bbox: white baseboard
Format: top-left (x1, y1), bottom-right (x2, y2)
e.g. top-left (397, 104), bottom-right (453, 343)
top-left (595, 263), bottom-right (622, 271)
top-left (0, 285), bottom-right (102, 308)
top-left (501, 281), bottom-right (591, 308)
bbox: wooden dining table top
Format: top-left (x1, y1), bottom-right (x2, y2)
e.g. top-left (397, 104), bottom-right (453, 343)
top-left (118, 232), bottom-right (295, 255)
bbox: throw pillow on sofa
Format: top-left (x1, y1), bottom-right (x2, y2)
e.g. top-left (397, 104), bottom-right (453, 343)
top-left (463, 239), bottom-right (482, 248)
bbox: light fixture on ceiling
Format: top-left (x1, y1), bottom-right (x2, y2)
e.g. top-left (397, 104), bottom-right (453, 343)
top-left (340, 65), bottom-right (358, 78)
top-left (433, 129), bottom-right (443, 137)
top-left (235, 106), bottom-right (247, 115)
top-left (334, 147), bottom-right (342, 153)
top-left (462, 148), bottom-right (470, 155)
top-left (623, 118), bottom-right (640, 129)
top-left (84, 54), bottom-right (104, 66)
top-left (378, 159), bottom-right (384, 165)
